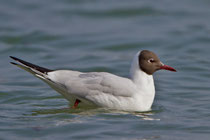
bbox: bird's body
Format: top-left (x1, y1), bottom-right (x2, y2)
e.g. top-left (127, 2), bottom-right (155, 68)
top-left (46, 69), bottom-right (154, 112)
top-left (10, 50), bottom-right (176, 112)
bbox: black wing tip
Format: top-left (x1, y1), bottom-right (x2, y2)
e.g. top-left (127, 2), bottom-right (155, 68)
top-left (10, 62), bottom-right (18, 65)
top-left (9, 56), bottom-right (53, 73)
top-left (10, 56), bottom-right (18, 65)
top-left (10, 56), bottom-right (15, 59)
top-left (10, 56), bottom-right (21, 65)
top-left (10, 56), bottom-right (19, 61)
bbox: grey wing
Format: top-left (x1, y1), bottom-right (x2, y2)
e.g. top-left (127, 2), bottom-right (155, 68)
top-left (48, 71), bottom-right (136, 106)
top-left (65, 72), bottom-right (135, 98)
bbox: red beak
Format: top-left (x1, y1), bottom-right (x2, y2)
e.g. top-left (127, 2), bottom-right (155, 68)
top-left (160, 64), bottom-right (177, 72)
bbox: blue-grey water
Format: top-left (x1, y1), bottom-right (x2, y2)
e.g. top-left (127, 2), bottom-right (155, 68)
top-left (1, 0), bottom-right (210, 140)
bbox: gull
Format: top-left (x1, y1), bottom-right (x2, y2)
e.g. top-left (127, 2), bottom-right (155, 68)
top-left (10, 50), bottom-right (176, 112)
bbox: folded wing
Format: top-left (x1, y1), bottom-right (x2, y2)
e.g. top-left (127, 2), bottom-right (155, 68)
top-left (48, 71), bottom-right (136, 107)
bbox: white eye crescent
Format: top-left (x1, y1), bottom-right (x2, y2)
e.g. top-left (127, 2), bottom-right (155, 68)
top-left (148, 58), bottom-right (155, 63)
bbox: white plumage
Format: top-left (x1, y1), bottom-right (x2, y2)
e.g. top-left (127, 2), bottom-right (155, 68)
top-left (10, 50), bottom-right (176, 112)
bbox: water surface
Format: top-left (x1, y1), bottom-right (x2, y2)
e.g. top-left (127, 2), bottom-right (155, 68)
top-left (1, 0), bottom-right (210, 139)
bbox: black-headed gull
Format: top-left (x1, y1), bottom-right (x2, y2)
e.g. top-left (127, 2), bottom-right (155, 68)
top-left (10, 50), bottom-right (176, 112)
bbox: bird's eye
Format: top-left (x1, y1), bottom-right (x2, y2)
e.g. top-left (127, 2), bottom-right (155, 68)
top-left (148, 58), bottom-right (155, 63)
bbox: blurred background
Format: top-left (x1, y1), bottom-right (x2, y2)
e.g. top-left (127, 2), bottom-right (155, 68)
top-left (1, 0), bottom-right (210, 140)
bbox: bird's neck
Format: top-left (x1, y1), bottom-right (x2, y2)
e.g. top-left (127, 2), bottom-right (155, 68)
top-left (129, 52), bottom-right (155, 91)
top-left (130, 68), bottom-right (154, 89)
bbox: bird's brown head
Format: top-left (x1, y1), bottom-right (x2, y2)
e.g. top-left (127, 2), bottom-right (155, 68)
top-left (138, 50), bottom-right (176, 75)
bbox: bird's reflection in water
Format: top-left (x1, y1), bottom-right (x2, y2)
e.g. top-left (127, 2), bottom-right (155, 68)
top-left (28, 106), bottom-right (162, 135)
top-left (30, 105), bottom-right (161, 121)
